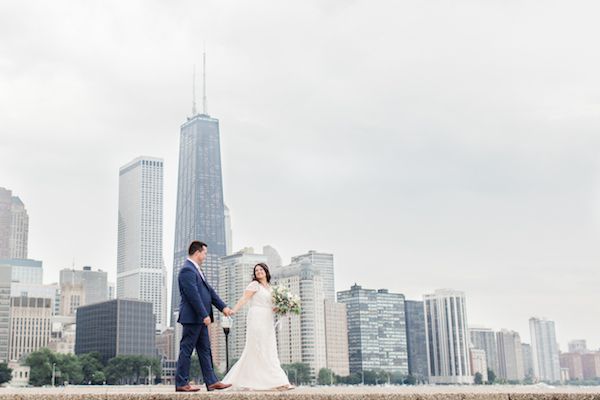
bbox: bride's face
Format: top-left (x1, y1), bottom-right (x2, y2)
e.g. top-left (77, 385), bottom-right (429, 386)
top-left (254, 266), bottom-right (266, 280)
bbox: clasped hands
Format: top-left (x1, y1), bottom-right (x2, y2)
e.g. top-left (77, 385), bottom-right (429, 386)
top-left (202, 307), bottom-right (235, 327)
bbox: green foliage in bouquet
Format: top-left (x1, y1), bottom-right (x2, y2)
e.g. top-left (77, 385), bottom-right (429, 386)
top-left (272, 284), bottom-right (301, 315)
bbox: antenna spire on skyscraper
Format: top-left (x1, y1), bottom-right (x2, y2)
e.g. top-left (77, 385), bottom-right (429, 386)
top-left (202, 50), bottom-right (208, 115)
top-left (192, 64), bottom-right (197, 116)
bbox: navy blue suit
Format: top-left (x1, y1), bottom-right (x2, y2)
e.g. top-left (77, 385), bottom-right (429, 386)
top-left (175, 259), bottom-right (227, 388)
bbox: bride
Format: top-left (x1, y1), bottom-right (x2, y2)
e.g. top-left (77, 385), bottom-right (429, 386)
top-left (222, 263), bottom-right (294, 391)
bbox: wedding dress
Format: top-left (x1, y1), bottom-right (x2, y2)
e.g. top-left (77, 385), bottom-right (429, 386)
top-left (222, 280), bottom-right (291, 390)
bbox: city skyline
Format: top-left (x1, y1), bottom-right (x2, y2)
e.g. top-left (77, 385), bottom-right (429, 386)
top-left (1, 1), bottom-right (600, 351)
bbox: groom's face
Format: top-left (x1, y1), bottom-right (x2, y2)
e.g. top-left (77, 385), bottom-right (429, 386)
top-left (196, 246), bottom-right (207, 264)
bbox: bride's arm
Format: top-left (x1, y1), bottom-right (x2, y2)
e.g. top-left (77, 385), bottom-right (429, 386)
top-left (232, 290), bottom-right (256, 314)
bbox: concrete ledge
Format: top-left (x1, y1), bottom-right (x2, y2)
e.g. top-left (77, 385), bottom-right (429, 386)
top-left (0, 387), bottom-right (599, 400)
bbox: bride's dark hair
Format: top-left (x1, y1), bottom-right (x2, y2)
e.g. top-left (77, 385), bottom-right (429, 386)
top-left (252, 263), bottom-right (271, 283)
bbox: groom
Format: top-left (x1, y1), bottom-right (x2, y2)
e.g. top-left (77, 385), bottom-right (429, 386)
top-left (175, 240), bottom-right (234, 392)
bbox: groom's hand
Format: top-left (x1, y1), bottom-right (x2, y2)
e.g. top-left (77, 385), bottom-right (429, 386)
top-left (203, 316), bottom-right (211, 326)
top-left (223, 307), bottom-right (234, 316)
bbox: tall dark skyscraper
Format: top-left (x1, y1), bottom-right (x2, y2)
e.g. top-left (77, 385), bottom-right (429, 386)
top-left (170, 57), bottom-right (226, 325)
top-left (404, 300), bottom-right (429, 382)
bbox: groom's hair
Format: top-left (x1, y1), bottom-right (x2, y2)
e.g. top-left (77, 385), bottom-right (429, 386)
top-left (188, 241), bottom-right (207, 256)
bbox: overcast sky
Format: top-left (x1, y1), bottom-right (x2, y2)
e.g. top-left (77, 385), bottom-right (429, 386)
top-left (1, 1), bottom-right (599, 350)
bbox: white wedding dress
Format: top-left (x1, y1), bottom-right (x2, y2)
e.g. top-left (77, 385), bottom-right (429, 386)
top-left (222, 281), bottom-right (290, 390)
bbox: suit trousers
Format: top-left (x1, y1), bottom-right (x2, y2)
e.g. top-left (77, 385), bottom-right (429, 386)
top-left (175, 323), bottom-right (218, 387)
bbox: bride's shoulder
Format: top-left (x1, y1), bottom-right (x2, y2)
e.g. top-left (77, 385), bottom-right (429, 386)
top-left (245, 280), bottom-right (260, 292)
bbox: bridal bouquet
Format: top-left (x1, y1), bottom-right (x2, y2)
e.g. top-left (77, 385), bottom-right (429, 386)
top-left (271, 285), bottom-right (301, 316)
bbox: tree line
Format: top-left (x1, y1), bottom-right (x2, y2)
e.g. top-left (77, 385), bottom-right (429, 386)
top-left (22, 348), bottom-right (161, 386)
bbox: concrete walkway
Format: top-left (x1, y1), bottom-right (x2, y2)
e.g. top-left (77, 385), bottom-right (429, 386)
top-left (0, 385), bottom-right (599, 399)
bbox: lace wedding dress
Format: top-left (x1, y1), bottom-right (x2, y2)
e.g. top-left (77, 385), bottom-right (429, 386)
top-left (222, 280), bottom-right (291, 390)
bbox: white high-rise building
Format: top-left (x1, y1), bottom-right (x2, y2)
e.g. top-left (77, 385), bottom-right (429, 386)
top-left (529, 317), bottom-right (561, 382)
top-left (117, 156), bottom-right (167, 331)
top-left (496, 329), bottom-right (525, 381)
top-left (291, 251), bottom-right (334, 302)
top-left (424, 289), bottom-right (472, 384)
top-left (273, 257), bottom-right (327, 378)
top-left (216, 248), bottom-right (268, 371)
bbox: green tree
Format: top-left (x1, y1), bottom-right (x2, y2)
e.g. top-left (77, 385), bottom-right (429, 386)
top-left (105, 356), bottom-right (134, 385)
top-left (79, 352), bottom-right (104, 384)
top-left (281, 363), bottom-right (311, 385)
top-left (318, 368), bottom-right (335, 385)
top-left (403, 374), bottom-right (417, 385)
top-left (91, 370), bottom-right (106, 385)
top-left (25, 348), bottom-right (56, 386)
top-left (0, 363), bottom-right (12, 385)
top-left (474, 372), bottom-right (483, 385)
top-left (104, 355), bottom-right (161, 385)
top-left (56, 353), bottom-right (83, 384)
top-left (487, 368), bottom-right (496, 384)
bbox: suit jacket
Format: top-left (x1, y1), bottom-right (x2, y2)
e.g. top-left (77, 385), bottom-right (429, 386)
top-left (177, 259), bottom-right (227, 325)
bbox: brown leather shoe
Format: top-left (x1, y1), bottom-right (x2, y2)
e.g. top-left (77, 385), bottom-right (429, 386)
top-left (207, 381), bottom-right (232, 391)
top-left (175, 384), bottom-right (201, 392)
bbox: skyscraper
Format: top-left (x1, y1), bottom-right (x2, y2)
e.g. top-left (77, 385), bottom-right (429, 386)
top-left (424, 289), bottom-right (472, 384)
top-left (337, 284), bottom-right (408, 375)
top-left (496, 329), bottom-right (525, 381)
top-left (529, 317), bottom-right (561, 382)
top-left (171, 60), bottom-right (226, 324)
top-left (291, 251), bottom-right (335, 302)
top-left (469, 326), bottom-right (500, 375)
top-left (117, 156), bottom-right (167, 331)
top-left (273, 258), bottom-right (327, 377)
top-left (9, 196), bottom-right (28, 259)
top-left (405, 300), bottom-right (429, 381)
top-left (0, 188), bottom-right (29, 260)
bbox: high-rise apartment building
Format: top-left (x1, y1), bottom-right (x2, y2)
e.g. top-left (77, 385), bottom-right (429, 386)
top-left (338, 284), bottom-right (408, 375)
top-left (273, 258), bottom-right (327, 377)
top-left (496, 329), bottom-right (525, 381)
top-left (529, 317), bottom-right (561, 382)
top-left (291, 251), bottom-right (334, 302)
top-left (470, 326), bottom-right (500, 375)
top-left (424, 289), bottom-right (472, 384)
